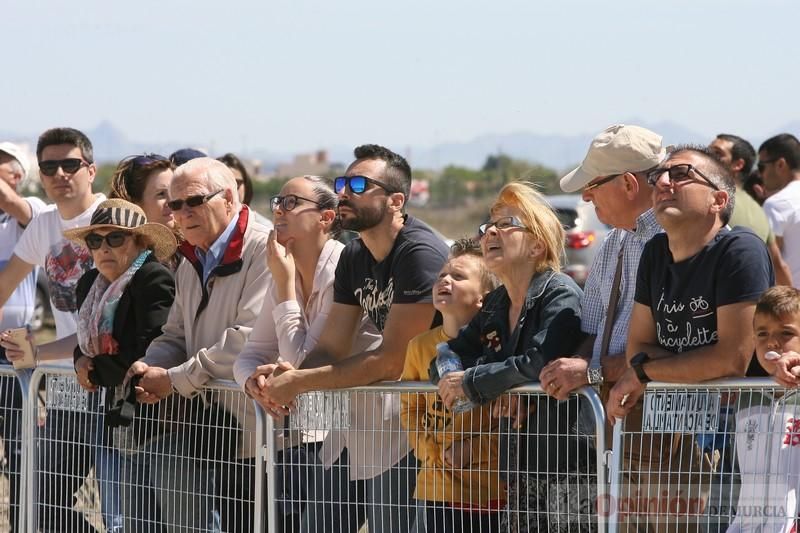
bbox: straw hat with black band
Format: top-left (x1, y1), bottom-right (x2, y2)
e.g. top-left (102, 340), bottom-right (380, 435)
top-left (64, 199), bottom-right (177, 261)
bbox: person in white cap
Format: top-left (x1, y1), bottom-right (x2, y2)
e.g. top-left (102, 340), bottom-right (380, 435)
top-left (0, 141), bottom-right (48, 532)
top-left (539, 124), bottom-right (664, 401)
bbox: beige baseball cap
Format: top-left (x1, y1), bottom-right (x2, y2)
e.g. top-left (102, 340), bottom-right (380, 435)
top-left (560, 124), bottom-right (666, 193)
top-left (0, 142), bottom-right (29, 179)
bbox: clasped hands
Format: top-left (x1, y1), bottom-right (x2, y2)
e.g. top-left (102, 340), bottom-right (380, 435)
top-left (245, 360), bottom-right (301, 419)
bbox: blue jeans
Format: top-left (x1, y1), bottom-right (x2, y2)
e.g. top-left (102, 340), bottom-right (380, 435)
top-left (120, 432), bottom-right (221, 532)
top-left (300, 450), bottom-right (418, 533)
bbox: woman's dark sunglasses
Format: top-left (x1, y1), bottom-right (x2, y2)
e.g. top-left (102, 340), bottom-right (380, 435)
top-left (334, 175), bottom-right (394, 195)
top-left (166, 189), bottom-right (223, 211)
top-left (85, 231), bottom-right (132, 250)
top-left (270, 194), bottom-right (322, 213)
top-left (478, 216), bottom-right (528, 237)
top-left (645, 164), bottom-right (719, 191)
top-left (125, 153), bottom-right (168, 170)
top-left (39, 158), bottom-right (91, 177)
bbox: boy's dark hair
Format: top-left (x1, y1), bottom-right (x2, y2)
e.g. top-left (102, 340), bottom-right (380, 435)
top-left (449, 237), bottom-right (499, 293)
top-left (36, 127), bottom-right (94, 162)
top-left (352, 144), bottom-right (411, 199)
top-left (759, 133), bottom-right (800, 171)
top-left (755, 286), bottom-right (800, 320)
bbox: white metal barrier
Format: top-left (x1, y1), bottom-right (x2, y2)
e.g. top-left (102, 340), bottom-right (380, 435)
top-left (0, 365), bottom-right (28, 532)
top-left (607, 378), bottom-right (800, 533)
top-left (264, 382), bottom-right (609, 533)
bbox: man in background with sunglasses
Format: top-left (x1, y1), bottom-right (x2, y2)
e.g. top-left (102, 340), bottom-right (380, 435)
top-left (709, 133), bottom-right (793, 287)
top-left (606, 146), bottom-right (773, 530)
top-left (262, 144), bottom-right (449, 533)
top-left (759, 134), bottom-right (800, 288)
top-left (0, 127), bottom-right (105, 532)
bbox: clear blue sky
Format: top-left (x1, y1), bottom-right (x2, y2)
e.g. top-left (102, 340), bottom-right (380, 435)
top-left (6, 0), bottom-right (798, 153)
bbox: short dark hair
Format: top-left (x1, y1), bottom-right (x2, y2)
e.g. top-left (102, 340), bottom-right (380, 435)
top-left (449, 237), bottom-right (498, 293)
top-left (109, 155), bottom-right (173, 206)
top-left (352, 144), bottom-right (411, 200)
top-left (743, 169), bottom-right (765, 205)
top-left (759, 133), bottom-right (800, 171)
top-left (218, 153), bottom-right (254, 205)
top-left (755, 285), bottom-right (800, 321)
top-left (36, 127), bottom-right (94, 162)
top-left (716, 133), bottom-right (756, 177)
top-left (667, 144), bottom-right (736, 225)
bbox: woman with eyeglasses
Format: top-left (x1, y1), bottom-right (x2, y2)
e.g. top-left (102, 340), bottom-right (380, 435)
top-left (432, 182), bottom-right (589, 532)
top-left (109, 153), bottom-right (184, 270)
top-left (233, 175), bottom-right (382, 530)
top-left (64, 198), bottom-right (177, 532)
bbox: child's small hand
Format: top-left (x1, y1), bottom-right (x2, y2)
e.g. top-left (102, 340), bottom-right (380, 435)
top-left (443, 439), bottom-right (472, 468)
top-left (773, 351), bottom-right (800, 389)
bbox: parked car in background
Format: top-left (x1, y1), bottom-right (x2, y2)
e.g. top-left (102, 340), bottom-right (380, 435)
top-left (546, 195), bottom-right (611, 287)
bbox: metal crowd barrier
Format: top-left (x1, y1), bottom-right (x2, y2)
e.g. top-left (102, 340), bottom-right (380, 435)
top-left (20, 365), bottom-right (265, 533)
top-left (4, 369), bottom-right (800, 532)
top-left (264, 382), bottom-right (609, 533)
top-left (607, 378), bottom-right (800, 533)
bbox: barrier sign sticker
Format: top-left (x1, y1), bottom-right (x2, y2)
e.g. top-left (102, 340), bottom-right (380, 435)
top-left (642, 391), bottom-right (720, 432)
top-left (45, 375), bottom-right (90, 411)
top-left (291, 391), bottom-right (350, 431)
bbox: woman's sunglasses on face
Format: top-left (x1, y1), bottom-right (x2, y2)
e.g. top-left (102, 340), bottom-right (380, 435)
top-left (270, 194), bottom-right (323, 213)
top-left (39, 158), bottom-right (91, 177)
top-left (166, 189), bottom-right (223, 211)
top-left (478, 216), bottom-right (528, 238)
top-left (85, 231), bottom-right (132, 250)
top-left (333, 175), bottom-right (395, 195)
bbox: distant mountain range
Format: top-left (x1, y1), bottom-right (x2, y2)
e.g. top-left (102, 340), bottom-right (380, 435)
top-left (4, 119), bottom-right (800, 173)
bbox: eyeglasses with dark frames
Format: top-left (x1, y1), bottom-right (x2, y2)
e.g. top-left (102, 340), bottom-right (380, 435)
top-left (39, 158), bottom-right (91, 177)
top-left (645, 164), bottom-right (720, 191)
top-left (270, 194), bottom-right (323, 213)
top-left (583, 173), bottom-right (623, 192)
top-left (166, 189), bottom-right (223, 211)
top-left (333, 175), bottom-right (395, 195)
top-left (478, 216), bottom-right (529, 238)
top-left (85, 231), bottom-right (132, 250)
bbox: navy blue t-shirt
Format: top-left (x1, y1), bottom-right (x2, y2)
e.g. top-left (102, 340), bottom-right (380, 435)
top-left (634, 227), bottom-right (773, 373)
top-left (333, 215), bottom-right (449, 332)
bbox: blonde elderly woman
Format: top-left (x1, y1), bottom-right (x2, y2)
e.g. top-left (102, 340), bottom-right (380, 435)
top-left (433, 182), bottom-right (589, 532)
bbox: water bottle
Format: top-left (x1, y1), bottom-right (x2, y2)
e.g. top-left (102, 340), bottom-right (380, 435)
top-left (435, 342), bottom-right (476, 413)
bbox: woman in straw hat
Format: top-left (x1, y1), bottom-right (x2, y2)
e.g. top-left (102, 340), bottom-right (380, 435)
top-left (64, 198), bottom-right (177, 532)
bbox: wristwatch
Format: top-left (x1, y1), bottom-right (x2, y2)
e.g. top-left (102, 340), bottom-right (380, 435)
top-left (630, 352), bottom-right (652, 384)
top-left (587, 364), bottom-right (603, 386)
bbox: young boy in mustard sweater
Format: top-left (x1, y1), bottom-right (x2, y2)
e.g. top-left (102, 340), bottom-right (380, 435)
top-left (400, 238), bottom-right (504, 532)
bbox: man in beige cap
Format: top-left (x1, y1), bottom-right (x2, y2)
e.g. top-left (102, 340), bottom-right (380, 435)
top-left (540, 124), bottom-right (664, 401)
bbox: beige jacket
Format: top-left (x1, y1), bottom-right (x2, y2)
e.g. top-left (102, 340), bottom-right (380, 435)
top-left (143, 206), bottom-right (270, 457)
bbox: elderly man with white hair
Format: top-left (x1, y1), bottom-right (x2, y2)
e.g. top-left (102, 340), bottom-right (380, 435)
top-left (127, 157), bottom-right (270, 532)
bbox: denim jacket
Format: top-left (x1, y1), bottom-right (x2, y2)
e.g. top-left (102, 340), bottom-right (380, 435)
top-left (444, 268), bottom-right (584, 404)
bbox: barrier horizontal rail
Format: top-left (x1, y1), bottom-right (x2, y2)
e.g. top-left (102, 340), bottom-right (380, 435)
top-left (265, 382), bottom-right (608, 533)
top-left (608, 378), bottom-right (800, 533)
top-left (23, 365), bottom-right (265, 533)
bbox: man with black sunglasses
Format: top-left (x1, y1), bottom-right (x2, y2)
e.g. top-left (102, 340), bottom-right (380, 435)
top-left (606, 146), bottom-right (774, 530)
top-left (261, 144), bottom-right (449, 533)
top-left (128, 157), bottom-right (270, 532)
top-left (759, 134), bottom-right (800, 288)
top-left (0, 127), bottom-right (105, 532)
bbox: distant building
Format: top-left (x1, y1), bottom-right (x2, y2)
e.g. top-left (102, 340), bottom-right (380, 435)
top-left (275, 150), bottom-right (331, 178)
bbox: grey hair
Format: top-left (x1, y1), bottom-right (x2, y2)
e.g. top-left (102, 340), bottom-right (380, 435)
top-left (667, 144), bottom-right (736, 225)
top-left (174, 157), bottom-right (241, 209)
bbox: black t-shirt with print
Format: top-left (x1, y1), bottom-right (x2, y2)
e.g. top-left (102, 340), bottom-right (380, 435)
top-left (635, 227), bottom-right (773, 373)
top-left (334, 215), bottom-right (449, 332)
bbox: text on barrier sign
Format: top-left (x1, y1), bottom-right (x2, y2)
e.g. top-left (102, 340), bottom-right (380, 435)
top-left (642, 391), bottom-right (720, 432)
top-left (45, 375), bottom-right (90, 411)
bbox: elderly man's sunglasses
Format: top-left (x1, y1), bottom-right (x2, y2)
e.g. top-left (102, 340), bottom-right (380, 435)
top-left (39, 158), bottom-right (91, 177)
top-left (270, 194), bottom-right (323, 213)
top-left (333, 175), bottom-right (394, 195)
top-left (85, 231), bottom-right (132, 250)
top-left (166, 189), bottom-right (223, 211)
top-left (645, 164), bottom-right (719, 191)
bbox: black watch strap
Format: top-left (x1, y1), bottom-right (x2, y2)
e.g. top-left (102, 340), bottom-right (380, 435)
top-left (631, 352), bottom-right (652, 384)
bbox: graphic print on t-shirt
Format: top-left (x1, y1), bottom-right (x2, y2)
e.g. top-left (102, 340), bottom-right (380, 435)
top-left (654, 291), bottom-right (718, 353)
top-left (354, 277), bottom-right (394, 331)
top-left (45, 240), bottom-right (93, 312)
